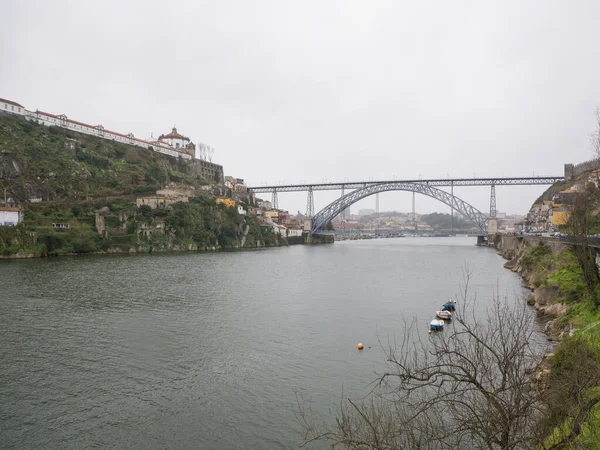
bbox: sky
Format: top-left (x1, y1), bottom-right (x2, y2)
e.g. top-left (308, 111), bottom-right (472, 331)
top-left (2, 1), bottom-right (600, 216)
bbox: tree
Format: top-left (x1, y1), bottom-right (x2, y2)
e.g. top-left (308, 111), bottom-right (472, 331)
top-left (592, 107), bottom-right (600, 159)
top-left (565, 192), bottom-right (600, 304)
top-left (297, 274), bottom-right (550, 449)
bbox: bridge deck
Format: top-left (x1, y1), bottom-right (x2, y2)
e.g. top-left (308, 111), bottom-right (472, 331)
top-left (248, 176), bottom-right (564, 193)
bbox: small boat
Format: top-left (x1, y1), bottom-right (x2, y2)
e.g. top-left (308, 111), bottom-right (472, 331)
top-left (436, 310), bottom-right (452, 320)
top-left (441, 300), bottom-right (457, 312)
top-left (429, 319), bottom-right (444, 332)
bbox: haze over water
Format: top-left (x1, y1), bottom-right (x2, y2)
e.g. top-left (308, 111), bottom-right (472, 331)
top-left (0, 237), bottom-right (530, 449)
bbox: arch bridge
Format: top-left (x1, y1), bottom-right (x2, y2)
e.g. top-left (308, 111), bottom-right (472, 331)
top-left (247, 176), bottom-right (564, 237)
top-left (310, 182), bottom-right (488, 235)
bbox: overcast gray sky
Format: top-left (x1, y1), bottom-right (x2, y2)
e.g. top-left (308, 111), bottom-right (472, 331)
top-left (2, 1), bottom-right (600, 216)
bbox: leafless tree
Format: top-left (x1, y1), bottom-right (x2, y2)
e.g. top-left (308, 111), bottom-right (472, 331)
top-left (297, 273), bottom-right (550, 449)
top-left (565, 192), bottom-right (600, 304)
top-left (592, 107), bottom-right (600, 159)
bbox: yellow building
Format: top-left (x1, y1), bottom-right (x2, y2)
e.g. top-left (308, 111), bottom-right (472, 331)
top-left (552, 208), bottom-right (570, 225)
top-left (216, 197), bottom-right (236, 208)
top-left (264, 210), bottom-right (279, 220)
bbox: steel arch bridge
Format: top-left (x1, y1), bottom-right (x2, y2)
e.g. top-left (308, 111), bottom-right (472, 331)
top-left (310, 182), bottom-right (489, 235)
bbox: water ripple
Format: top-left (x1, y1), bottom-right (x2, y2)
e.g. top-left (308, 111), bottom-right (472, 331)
top-left (0, 238), bottom-right (531, 449)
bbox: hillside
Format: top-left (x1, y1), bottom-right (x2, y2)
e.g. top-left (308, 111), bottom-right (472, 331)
top-left (0, 113), bottom-right (210, 202)
top-left (0, 113), bottom-right (283, 257)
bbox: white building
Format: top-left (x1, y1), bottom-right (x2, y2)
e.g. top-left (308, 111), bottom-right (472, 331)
top-left (0, 97), bottom-right (203, 161)
top-left (286, 227), bottom-right (303, 237)
top-left (0, 207), bottom-right (22, 226)
top-left (158, 127), bottom-right (193, 151)
top-left (26, 110), bottom-right (194, 160)
top-left (0, 98), bottom-right (26, 116)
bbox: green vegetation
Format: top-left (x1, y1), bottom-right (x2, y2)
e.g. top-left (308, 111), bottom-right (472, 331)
top-left (420, 212), bottom-right (474, 230)
top-left (542, 335), bottom-right (600, 448)
top-left (516, 237), bottom-right (600, 447)
top-left (0, 114), bottom-right (284, 257)
top-left (0, 196), bottom-right (281, 256)
top-left (0, 114), bottom-right (209, 203)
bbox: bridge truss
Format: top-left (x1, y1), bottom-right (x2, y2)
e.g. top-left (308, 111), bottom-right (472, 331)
top-left (247, 176), bottom-right (564, 193)
top-left (310, 182), bottom-right (489, 235)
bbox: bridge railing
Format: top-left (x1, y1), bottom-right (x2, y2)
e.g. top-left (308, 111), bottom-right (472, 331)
top-left (247, 176), bottom-right (564, 193)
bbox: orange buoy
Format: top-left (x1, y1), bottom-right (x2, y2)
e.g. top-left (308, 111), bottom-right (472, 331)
top-left (357, 343), bottom-right (364, 350)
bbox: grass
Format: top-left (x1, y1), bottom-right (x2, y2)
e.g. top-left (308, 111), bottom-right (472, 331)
top-left (547, 263), bottom-right (588, 302)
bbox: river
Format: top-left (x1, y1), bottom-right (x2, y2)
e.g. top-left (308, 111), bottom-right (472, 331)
top-left (0, 237), bottom-right (530, 449)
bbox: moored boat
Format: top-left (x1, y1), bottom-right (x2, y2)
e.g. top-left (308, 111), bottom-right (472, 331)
top-left (441, 300), bottom-right (457, 312)
top-left (429, 319), bottom-right (444, 332)
top-left (436, 310), bottom-right (452, 320)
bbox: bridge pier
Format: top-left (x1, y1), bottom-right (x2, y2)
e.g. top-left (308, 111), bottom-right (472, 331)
top-left (304, 233), bottom-right (334, 245)
top-left (306, 187), bottom-right (314, 217)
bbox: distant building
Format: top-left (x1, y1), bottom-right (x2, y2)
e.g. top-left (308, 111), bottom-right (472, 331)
top-left (358, 208), bottom-right (375, 216)
top-left (286, 227), bottom-right (303, 237)
top-left (216, 197), bottom-right (236, 208)
top-left (157, 127), bottom-right (195, 157)
top-left (257, 199), bottom-right (272, 209)
top-left (552, 207), bottom-right (570, 225)
top-left (136, 196), bottom-right (169, 209)
top-left (264, 210), bottom-right (279, 221)
top-left (224, 175), bottom-right (247, 192)
top-left (0, 98), bottom-right (25, 116)
top-left (0, 98), bottom-right (225, 176)
top-left (247, 206), bottom-right (261, 216)
top-left (0, 206), bottom-right (22, 226)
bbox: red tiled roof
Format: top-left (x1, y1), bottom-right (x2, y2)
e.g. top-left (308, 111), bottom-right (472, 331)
top-left (0, 98), bottom-right (24, 108)
top-left (35, 109), bottom-right (59, 118)
top-left (69, 118), bottom-right (97, 129)
top-left (559, 188), bottom-right (585, 194)
top-left (31, 110), bottom-right (191, 156)
top-left (159, 127), bottom-right (190, 141)
top-left (0, 206), bottom-right (20, 212)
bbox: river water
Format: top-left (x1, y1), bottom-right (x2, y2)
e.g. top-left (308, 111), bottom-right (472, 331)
top-left (0, 237), bottom-right (530, 449)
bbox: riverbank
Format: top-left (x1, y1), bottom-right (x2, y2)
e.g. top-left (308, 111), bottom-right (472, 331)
top-left (0, 225), bottom-right (292, 260)
top-left (496, 235), bottom-right (600, 446)
top-left (0, 192), bottom-right (311, 259)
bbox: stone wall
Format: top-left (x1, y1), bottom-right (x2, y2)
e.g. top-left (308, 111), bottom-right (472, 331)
top-left (304, 233), bottom-right (334, 245)
top-left (565, 159), bottom-right (600, 181)
top-left (495, 234), bottom-right (568, 258)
